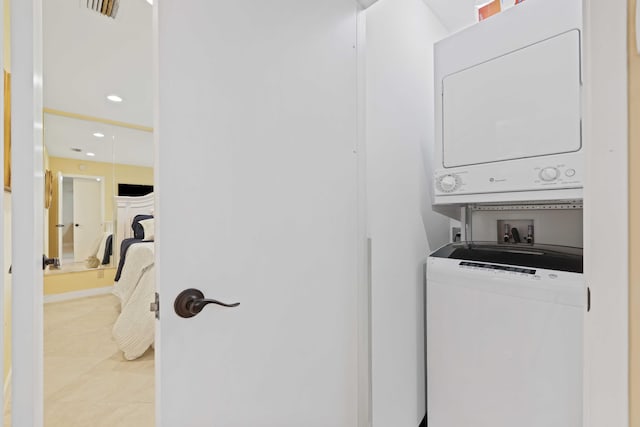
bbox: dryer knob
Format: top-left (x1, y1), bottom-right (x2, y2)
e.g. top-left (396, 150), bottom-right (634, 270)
top-left (439, 174), bottom-right (459, 192)
top-left (539, 167), bottom-right (559, 182)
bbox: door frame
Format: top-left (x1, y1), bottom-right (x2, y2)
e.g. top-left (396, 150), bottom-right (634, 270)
top-left (581, 0), bottom-right (630, 425)
top-left (56, 173), bottom-right (105, 264)
top-left (0, 0), bottom-right (5, 425)
top-left (11, 0), bottom-right (44, 425)
top-left (8, 1), bottom-right (631, 426)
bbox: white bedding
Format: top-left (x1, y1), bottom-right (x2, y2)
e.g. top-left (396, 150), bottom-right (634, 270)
top-left (112, 242), bottom-right (155, 308)
top-left (112, 242), bottom-right (156, 360)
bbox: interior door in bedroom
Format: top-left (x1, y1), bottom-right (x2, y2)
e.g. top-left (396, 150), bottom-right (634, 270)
top-left (155, 0), bottom-right (362, 426)
top-left (71, 177), bottom-right (103, 262)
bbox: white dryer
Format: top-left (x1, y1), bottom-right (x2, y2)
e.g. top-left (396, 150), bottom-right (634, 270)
top-left (426, 242), bottom-right (585, 427)
top-left (433, 0), bottom-right (584, 204)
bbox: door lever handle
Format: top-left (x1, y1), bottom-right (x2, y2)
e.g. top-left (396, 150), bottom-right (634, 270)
top-left (43, 254), bottom-right (60, 270)
top-left (174, 288), bottom-right (240, 318)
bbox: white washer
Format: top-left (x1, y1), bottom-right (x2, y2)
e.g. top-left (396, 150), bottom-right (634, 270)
top-left (426, 243), bottom-right (585, 427)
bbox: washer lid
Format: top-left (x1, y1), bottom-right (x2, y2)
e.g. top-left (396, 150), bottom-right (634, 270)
top-left (430, 242), bottom-right (583, 273)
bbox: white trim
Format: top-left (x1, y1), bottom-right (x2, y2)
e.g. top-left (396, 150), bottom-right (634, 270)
top-left (0, 0), bottom-right (5, 425)
top-left (355, 9), bottom-right (370, 427)
top-left (12, 0), bottom-right (44, 424)
top-left (43, 286), bottom-right (114, 304)
top-left (582, 0), bottom-right (629, 426)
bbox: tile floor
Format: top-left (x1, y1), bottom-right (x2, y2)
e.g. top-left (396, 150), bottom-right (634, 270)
top-left (5, 294), bottom-right (155, 427)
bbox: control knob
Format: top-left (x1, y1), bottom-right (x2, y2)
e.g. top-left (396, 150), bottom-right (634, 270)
top-left (437, 174), bottom-right (460, 192)
top-left (539, 167), bottom-right (559, 182)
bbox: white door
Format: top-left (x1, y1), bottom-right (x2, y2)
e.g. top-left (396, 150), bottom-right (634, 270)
top-left (71, 178), bottom-right (102, 262)
top-left (155, 1), bottom-right (363, 426)
top-left (57, 173), bottom-right (64, 260)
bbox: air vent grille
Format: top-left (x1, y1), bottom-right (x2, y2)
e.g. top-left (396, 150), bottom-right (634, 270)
top-left (86, 0), bottom-right (120, 19)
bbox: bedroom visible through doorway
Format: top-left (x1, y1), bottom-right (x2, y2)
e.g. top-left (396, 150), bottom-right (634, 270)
top-left (16, 0), bottom-right (156, 426)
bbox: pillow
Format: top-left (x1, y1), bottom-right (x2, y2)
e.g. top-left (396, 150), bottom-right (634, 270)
top-left (95, 232), bottom-right (111, 263)
top-left (132, 214), bottom-right (153, 239)
top-left (138, 218), bottom-right (155, 241)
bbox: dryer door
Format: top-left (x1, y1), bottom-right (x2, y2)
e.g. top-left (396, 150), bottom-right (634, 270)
top-left (442, 30), bottom-right (582, 168)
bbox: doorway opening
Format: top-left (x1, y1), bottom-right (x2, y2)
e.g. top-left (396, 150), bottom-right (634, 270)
top-left (57, 174), bottom-right (106, 267)
top-left (34, 0), bottom-right (156, 426)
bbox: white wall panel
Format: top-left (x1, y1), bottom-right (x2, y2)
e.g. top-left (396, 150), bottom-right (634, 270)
top-left (365, 0), bottom-right (449, 424)
top-left (582, 0), bottom-right (629, 425)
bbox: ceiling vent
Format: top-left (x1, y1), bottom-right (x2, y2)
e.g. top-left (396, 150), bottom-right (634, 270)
top-left (86, 0), bottom-right (120, 19)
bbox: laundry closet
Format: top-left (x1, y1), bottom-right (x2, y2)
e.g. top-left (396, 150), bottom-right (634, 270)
top-left (364, 0), bottom-right (628, 425)
top-left (4, 0), bottom-right (630, 425)
top-left (425, 1), bottom-right (586, 426)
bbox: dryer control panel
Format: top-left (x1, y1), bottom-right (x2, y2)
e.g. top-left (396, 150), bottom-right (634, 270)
top-left (434, 152), bottom-right (583, 204)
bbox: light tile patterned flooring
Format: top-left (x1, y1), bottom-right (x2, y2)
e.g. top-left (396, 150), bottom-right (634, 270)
top-left (5, 294), bottom-right (155, 427)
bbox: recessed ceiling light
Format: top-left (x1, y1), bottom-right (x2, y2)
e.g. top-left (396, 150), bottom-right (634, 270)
top-left (146, 0), bottom-right (153, 4)
top-left (106, 94), bottom-right (123, 103)
top-left (93, 132), bottom-right (105, 138)
top-left (86, 152), bottom-right (96, 157)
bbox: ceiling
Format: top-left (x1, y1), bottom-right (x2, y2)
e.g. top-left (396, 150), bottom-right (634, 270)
top-left (422, 0), bottom-right (477, 33)
top-left (41, 0), bottom-right (474, 167)
top-left (44, 113), bottom-right (153, 168)
top-left (43, 0), bottom-right (153, 166)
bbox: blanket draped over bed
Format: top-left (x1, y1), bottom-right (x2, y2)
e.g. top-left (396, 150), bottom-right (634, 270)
top-left (114, 237), bottom-right (152, 281)
top-left (112, 242), bottom-right (155, 360)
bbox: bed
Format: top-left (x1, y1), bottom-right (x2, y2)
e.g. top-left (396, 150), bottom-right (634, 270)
top-left (111, 192), bottom-right (156, 360)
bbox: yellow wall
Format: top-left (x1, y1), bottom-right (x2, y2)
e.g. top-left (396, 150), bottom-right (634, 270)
top-left (43, 268), bottom-right (116, 295)
top-left (629, 0), bottom-right (640, 424)
top-left (47, 157), bottom-right (153, 257)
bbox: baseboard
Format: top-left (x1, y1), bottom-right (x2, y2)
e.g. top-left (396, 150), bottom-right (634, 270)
top-left (43, 286), bottom-right (114, 304)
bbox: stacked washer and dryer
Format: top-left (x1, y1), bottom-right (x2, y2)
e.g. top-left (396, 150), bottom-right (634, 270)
top-left (426, 1), bottom-right (586, 426)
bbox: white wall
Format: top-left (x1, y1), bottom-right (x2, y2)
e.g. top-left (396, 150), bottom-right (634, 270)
top-left (582, 0), bottom-right (629, 425)
top-left (3, 191), bottom-right (10, 390)
top-left (365, 0), bottom-right (450, 424)
top-left (471, 208), bottom-right (583, 247)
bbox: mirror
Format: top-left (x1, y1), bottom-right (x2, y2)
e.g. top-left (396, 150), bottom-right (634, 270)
top-left (39, 0), bottom-right (155, 425)
top-left (44, 113), bottom-right (153, 272)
